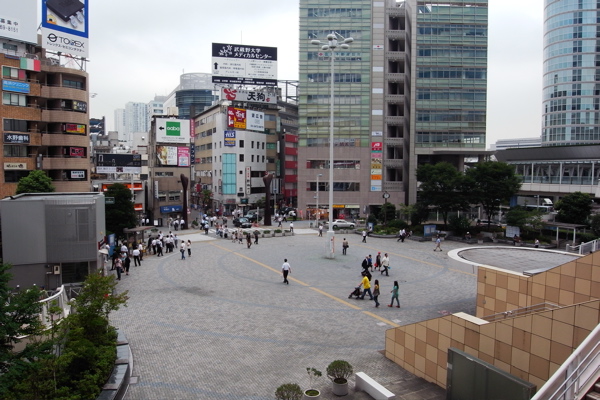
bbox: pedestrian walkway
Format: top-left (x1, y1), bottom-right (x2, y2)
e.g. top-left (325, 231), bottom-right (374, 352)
top-left (110, 223), bottom-right (573, 399)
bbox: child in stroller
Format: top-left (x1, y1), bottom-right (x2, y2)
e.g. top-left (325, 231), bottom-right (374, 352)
top-left (348, 286), bottom-right (363, 299)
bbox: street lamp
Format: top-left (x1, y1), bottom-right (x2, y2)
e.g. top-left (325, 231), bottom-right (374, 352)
top-left (311, 32), bottom-right (354, 259)
top-left (315, 173), bottom-right (323, 224)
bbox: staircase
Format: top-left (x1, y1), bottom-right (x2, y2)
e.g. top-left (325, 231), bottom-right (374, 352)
top-left (586, 379), bottom-right (600, 400)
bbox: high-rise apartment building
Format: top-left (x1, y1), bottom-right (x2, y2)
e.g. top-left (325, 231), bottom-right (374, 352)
top-left (542, 0), bottom-right (600, 146)
top-left (298, 0), bottom-right (489, 213)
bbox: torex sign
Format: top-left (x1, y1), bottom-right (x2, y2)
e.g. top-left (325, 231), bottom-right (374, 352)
top-left (155, 118), bottom-right (191, 143)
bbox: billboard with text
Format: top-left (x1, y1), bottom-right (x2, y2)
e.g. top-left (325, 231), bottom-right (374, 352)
top-left (212, 43), bottom-right (277, 86)
top-left (41, 0), bottom-right (89, 57)
top-left (0, 0), bottom-right (38, 44)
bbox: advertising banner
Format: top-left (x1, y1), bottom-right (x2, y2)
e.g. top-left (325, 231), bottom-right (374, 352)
top-left (177, 147), bottom-right (190, 167)
top-left (370, 143), bottom-right (382, 192)
top-left (224, 130), bottom-right (236, 147)
top-left (41, 0), bottom-right (89, 58)
top-left (156, 146), bottom-right (177, 166)
top-left (227, 107), bottom-right (246, 129)
top-left (64, 123), bottom-right (85, 134)
top-left (69, 170), bottom-right (86, 179)
top-left (0, 0), bottom-right (38, 44)
top-left (97, 153), bottom-right (142, 167)
top-left (4, 162), bottom-right (26, 170)
top-left (247, 110), bottom-right (265, 132)
top-left (212, 43), bottom-right (277, 86)
top-left (68, 147), bottom-right (85, 157)
top-left (155, 118), bottom-right (191, 143)
top-left (2, 80), bottom-right (30, 93)
top-left (221, 88), bottom-right (275, 104)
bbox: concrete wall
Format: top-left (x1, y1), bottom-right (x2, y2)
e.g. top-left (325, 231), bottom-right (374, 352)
top-left (384, 251), bottom-right (600, 390)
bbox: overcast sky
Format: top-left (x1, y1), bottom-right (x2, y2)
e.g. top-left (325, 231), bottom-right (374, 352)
top-left (86, 0), bottom-right (544, 147)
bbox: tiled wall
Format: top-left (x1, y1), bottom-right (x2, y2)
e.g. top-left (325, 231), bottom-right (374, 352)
top-left (385, 252), bottom-right (600, 389)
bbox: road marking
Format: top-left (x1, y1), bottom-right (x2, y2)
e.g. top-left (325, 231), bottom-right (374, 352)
top-left (210, 242), bottom-right (400, 328)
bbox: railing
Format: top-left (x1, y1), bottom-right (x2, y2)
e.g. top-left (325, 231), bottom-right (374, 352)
top-left (531, 323), bottom-right (600, 400)
top-left (38, 285), bottom-right (72, 329)
top-left (567, 239), bottom-right (600, 255)
top-left (482, 302), bottom-right (560, 323)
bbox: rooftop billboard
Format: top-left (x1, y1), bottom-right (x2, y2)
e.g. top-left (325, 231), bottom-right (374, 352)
top-left (155, 118), bottom-right (191, 144)
top-left (0, 0), bottom-right (38, 44)
top-left (41, 0), bottom-right (89, 58)
top-left (212, 43), bottom-right (277, 86)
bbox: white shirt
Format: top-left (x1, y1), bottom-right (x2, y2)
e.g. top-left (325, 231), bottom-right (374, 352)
top-left (282, 262), bottom-right (291, 271)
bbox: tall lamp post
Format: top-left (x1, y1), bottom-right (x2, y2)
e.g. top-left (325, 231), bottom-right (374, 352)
top-left (311, 32), bottom-right (354, 259)
top-left (315, 173), bottom-right (322, 224)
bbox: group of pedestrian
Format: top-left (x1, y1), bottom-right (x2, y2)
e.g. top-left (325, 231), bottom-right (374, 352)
top-left (356, 272), bottom-right (400, 308)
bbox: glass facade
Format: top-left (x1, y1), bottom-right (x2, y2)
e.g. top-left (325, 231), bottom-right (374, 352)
top-left (299, 0), bottom-right (372, 147)
top-left (175, 89), bottom-right (216, 119)
top-left (414, 1), bottom-right (488, 149)
top-left (542, 0), bottom-right (600, 146)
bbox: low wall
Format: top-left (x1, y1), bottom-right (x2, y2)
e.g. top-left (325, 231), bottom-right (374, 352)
top-left (97, 329), bottom-right (132, 400)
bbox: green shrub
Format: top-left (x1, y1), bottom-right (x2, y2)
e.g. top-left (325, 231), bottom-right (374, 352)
top-left (448, 216), bottom-right (471, 236)
top-left (275, 383), bottom-right (302, 400)
top-left (326, 360), bottom-right (353, 384)
top-left (387, 219), bottom-right (408, 229)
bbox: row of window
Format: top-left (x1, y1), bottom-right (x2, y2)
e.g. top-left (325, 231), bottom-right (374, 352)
top-left (307, 73), bottom-right (362, 83)
top-left (416, 111), bottom-right (486, 123)
top-left (417, 24), bottom-right (487, 37)
top-left (417, 68), bottom-right (486, 80)
top-left (415, 132), bottom-right (485, 144)
top-left (199, 127), bottom-right (216, 137)
top-left (2, 66), bottom-right (26, 80)
top-left (3, 118), bottom-right (28, 132)
top-left (307, 182), bottom-right (360, 192)
top-left (544, 112), bottom-right (600, 126)
top-left (307, 8), bottom-right (363, 18)
top-left (307, 52), bottom-right (364, 62)
top-left (546, 0), bottom-right (599, 19)
top-left (307, 160), bottom-right (361, 169)
top-left (544, 69), bottom-right (600, 86)
top-left (307, 116), bottom-right (361, 127)
top-left (306, 138), bottom-right (359, 147)
top-left (545, 40), bottom-right (596, 60)
top-left (545, 10), bottom-right (594, 30)
top-left (3, 92), bottom-right (27, 106)
top-left (417, 89), bottom-right (486, 101)
top-left (4, 145), bottom-right (27, 157)
top-left (417, 46), bottom-right (487, 58)
top-left (307, 30), bottom-right (361, 41)
top-left (307, 95), bottom-right (362, 105)
top-left (156, 191), bottom-right (181, 202)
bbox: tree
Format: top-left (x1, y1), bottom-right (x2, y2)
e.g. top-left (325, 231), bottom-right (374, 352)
top-left (104, 183), bottom-right (137, 241)
top-left (416, 162), bottom-right (471, 225)
top-left (591, 214), bottom-right (600, 236)
top-left (15, 170), bottom-right (55, 194)
top-left (506, 208), bottom-right (544, 233)
top-left (466, 161), bottom-right (521, 230)
top-left (378, 202), bottom-right (396, 225)
top-left (555, 191), bottom-right (592, 225)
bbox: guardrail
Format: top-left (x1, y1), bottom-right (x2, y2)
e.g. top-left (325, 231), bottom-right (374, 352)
top-left (482, 302), bottom-right (560, 323)
top-left (38, 285), bottom-right (71, 329)
top-left (531, 323), bottom-right (600, 400)
top-left (567, 239), bottom-right (600, 255)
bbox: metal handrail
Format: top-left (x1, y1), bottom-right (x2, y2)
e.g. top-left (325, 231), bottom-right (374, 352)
top-left (38, 285), bottom-right (71, 329)
top-left (567, 239), bottom-right (600, 255)
top-left (482, 302), bottom-right (560, 322)
top-left (531, 323), bottom-right (600, 400)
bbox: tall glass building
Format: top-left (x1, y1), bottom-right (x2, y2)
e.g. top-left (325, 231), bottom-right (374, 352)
top-left (542, 0), bottom-right (600, 146)
top-left (408, 0), bottom-right (488, 202)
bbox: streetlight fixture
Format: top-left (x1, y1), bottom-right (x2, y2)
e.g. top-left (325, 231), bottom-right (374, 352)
top-left (311, 32), bottom-right (354, 259)
top-left (315, 173), bottom-right (323, 224)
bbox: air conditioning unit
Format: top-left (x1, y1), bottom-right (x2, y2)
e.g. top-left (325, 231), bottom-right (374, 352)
top-left (53, 265), bottom-right (61, 275)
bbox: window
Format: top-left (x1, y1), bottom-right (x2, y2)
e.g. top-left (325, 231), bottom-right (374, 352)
top-left (239, 140), bottom-right (244, 148)
top-left (2, 92), bottom-right (27, 106)
top-left (3, 119), bottom-right (28, 132)
top-left (239, 154), bottom-right (244, 162)
top-left (63, 79), bottom-right (84, 90)
top-left (4, 170), bottom-right (29, 182)
top-left (168, 191), bottom-right (181, 201)
top-left (251, 141), bottom-right (254, 149)
top-left (2, 43), bottom-right (17, 52)
top-left (251, 155), bottom-right (254, 162)
top-left (2, 66), bottom-right (24, 79)
top-left (4, 146), bottom-right (27, 157)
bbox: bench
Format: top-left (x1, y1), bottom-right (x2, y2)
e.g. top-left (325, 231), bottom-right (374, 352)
top-left (355, 372), bottom-right (395, 399)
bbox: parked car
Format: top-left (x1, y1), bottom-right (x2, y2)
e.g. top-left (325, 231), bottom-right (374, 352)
top-left (233, 217), bottom-right (252, 228)
top-left (476, 219), bottom-right (502, 227)
top-left (325, 219), bottom-right (356, 229)
top-left (244, 214), bottom-right (262, 223)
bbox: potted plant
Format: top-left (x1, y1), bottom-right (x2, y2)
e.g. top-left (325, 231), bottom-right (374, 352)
top-left (303, 367), bottom-right (322, 399)
top-left (274, 228), bottom-right (283, 236)
top-left (275, 383), bottom-right (303, 400)
top-left (326, 360), bottom-right (353, 396)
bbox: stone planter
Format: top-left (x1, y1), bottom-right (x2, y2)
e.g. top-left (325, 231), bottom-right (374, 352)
top-left (332, 380), bottom-right (349, 396)
top-left (303, 389), bottom-right (321, 399)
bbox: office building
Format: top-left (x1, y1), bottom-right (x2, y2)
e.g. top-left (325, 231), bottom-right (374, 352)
top-left (298, 0), bottom-right (489, 216)
top-left (542, 0), bottom-right (600, 146)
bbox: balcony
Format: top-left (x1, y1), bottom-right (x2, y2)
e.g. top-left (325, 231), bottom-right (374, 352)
top-left (387, 7), bottom-right (405, 16)
top-left (41, 85), bottom-right (88, 102)
top-left (386, 30), bottom-right (406, 41)
top-left (383, 181), bottom-right (404, 191)
top-left (41, 109), bottom-right (88, 124)
top-left (284, 161), bottom-right (298, 169)
top-left (52, 181), bottom-right (90, 192)
top-left (385, 51), bottom-right (408, 62)
top-left (42, 157), bottom-right (89, 170)
top-left (284, 175), bottom-right (297, 183)
top-left (385, 73), bottom-right (406, 82)
top-left (384, 159), bottom-right (403, 167)
top-left (385, 116), bottom-right (405, 126)
top-left (42, 133), bottom-right (88, 146)
top-left (385, 94), bottom-right (405, 104)
top-left (285, 147), bottom-right (298, 156)
top-left (2, 105), bottom-right (41, 120)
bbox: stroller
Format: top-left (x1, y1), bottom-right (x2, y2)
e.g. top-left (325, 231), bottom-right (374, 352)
top-left (348, 286), bottom-right (363, 299)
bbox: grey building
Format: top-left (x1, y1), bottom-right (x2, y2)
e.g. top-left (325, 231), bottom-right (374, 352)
top-left (0, 193), bottom-right (106, 290)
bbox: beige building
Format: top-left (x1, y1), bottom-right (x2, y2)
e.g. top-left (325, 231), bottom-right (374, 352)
top-left (385, 251), bottom-right (600, 394)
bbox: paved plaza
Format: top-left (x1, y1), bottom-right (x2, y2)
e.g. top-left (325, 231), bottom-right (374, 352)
top-left (109, 221), bottom-right (577, 399)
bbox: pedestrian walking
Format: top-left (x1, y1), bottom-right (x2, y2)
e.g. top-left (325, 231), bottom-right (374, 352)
top-left (434, 235), bottom-right (442, 252)
top-left (359, 271), bottom-right (373, 300)
top-left (132, 247), bottom-right (141, 266)
top-left (151, 238), bottom-right (157, 255)
top-left (246, 232), bottom-right (252, 248)
top-left (361, 256), bottom-right (370, 275)
top-left (187, 240), bottom-right (192, 256)
top-left (368, 254), bottom-right (373, 271)
top-left (115, 257), bottom-right (123, 280)
top-left (289, 221), bottom-right (294, 234)
top-left (281, 259), bottom-right (292, 284)
top-left (342, 238), bottom-right (349, 255)
top-left (180, 241), bottom-right (186, 259)
top-left (253, 230), bottom-right (259, 244)
top-left (388, 280), bottom-right (400, 308)
top-left (138, 242), bottom-right (144, 261)
top-left (156, 240), bottom-right (163, 257)
top-left (381, 253), bottom-right (390, 276)
top-left (373, 279), bottom-right (381, 307)
top-left (318, 224), bottom-right (323, 237)
top-left (123, 254), bottom-right (131, 276)
top-left (374, 252), bottom-right (381, 271)
top-left (361, 230), bottom-right (367, 243)
top-left (534, 238), bottom-right (540, 248)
